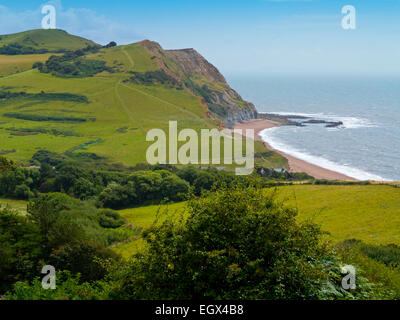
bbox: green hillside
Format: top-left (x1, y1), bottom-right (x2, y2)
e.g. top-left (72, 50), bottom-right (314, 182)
top-left (113, 184), bottom-right (400, 258)
top-left (0, 29), bottom-right (98, 53)
top-left (0, 31), bottom-right (287, 169)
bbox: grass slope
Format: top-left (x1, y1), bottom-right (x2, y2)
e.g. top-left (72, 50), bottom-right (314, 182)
top-left (0, 29), bottom-right (98, 52)
top-left (278, 185), bottom-right (400, 245)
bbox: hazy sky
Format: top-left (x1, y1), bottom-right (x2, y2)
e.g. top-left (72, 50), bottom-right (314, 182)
top-left (0, 0), bottom-right (399, 76)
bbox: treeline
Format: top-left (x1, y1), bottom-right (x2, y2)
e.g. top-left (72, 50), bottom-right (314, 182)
top-left (0, 150), bottom-right (305, 209)
top-left (0, 43), bottom-right (51, 55)
top-left (3, 112), bottom-right (89, 123)
top-left (34, 45), bottom-right (114, 78)
top-left (0, 152), bottom-right (239, 208)
top-left (313, 179), bottom-right (370, 186)
top-left (124, 70), bottom-right (182, 89)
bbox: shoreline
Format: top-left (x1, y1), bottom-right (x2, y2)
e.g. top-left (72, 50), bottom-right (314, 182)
top-left (234, 119), bottom-right (357, 181)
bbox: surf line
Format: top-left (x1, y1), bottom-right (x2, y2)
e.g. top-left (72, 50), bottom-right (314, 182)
top-left (70, 138), bottom-right (103, 153)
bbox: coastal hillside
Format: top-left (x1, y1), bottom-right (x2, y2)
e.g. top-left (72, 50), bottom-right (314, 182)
top-left (0, 30), bottom-right (284, 169)
top-left (135, 40), bottom-right (258, 126)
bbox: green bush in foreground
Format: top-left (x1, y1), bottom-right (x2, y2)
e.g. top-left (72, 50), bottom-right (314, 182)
top-left (110, 185), bottom-right (374, 300)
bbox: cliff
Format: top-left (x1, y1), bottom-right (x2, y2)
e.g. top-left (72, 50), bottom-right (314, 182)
top-left (138, 41), bottom-right (258, 127)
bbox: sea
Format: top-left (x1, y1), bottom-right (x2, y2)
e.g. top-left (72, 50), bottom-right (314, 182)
top-left (227, 74), bottom-right (400, 181)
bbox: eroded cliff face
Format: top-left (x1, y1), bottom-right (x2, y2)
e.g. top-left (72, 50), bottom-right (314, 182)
top-left (165, 49), bottom-right (226, 83)
top-left (138, 41), bottom-right (257, 127)
top-left (165, 48), bottom-right (257, 127)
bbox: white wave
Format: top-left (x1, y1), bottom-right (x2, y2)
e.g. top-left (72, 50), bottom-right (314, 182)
top-left (260, 112), bottom-right (377, 129)
top-left (259, 127), bottom-right (388, 181)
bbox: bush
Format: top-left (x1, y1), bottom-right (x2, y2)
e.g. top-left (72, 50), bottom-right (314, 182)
top-left (99, 209), bottom-right (126, 229)
top-left (0, 207), bottom-right (43, 293)
top-left (5, 271), bottom-right (110, 300)
top-left (104, 41), bottom-right (117, 48)
top-left (38, 49), bottom-right (112, 78)
top-left (124, 70), bottom-right (182, 88)
top-left (112, 185), bottom-right (357, 300)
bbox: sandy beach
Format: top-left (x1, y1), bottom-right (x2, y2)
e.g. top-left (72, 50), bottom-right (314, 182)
top-left (234, 119), bottom-right (356, 181)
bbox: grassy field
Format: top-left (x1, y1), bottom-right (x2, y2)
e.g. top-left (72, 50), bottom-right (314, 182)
top-left (277, 184), bottom-right (400, 245)
top-left (114, 185), bottom-right (400, 258)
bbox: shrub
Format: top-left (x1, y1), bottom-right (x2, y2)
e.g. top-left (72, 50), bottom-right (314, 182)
top-left (99, 209), bottom-right (126, 229)
top-left (5, 271), bottom-right (110, 300)
top-left (112, 185), bottom-right (357, 300)
top-left (124, 70), bottom-right (182, 88)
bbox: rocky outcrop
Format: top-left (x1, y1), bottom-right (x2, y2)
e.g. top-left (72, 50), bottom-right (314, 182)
top-left (165, 48), bottom-right (257, 127)
top-left (224, 108), bottom-right (258, 127)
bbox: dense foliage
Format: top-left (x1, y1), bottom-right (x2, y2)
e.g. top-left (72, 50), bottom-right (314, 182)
top-left (5, 271), bottom-right (110, 300)
top-left (124, 70), bottom-right (182, 89)
top-left (0, 152), bottom-right (315, 209)
top-left (0, 43), bottom-right (50, 55)
top-left (35, 45), bottom-right (112, 78)
top-left (0, 193), bottom-right (126, 293)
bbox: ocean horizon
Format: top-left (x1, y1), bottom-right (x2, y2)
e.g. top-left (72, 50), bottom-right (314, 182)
top-left (228, 74), bottom-right (400, 181)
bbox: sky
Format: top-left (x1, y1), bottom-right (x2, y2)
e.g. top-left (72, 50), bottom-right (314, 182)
top-left (0, 0), bottom-right (399, 76)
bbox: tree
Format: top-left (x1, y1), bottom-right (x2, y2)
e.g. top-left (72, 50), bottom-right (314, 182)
top-left (0, 207), bottom-right (43, 293)
top-left (104, 41), bottom-right (117, 48)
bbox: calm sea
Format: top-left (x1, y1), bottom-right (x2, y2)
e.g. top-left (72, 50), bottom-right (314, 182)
top-left (228, 75), bottom-right (400, 181)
